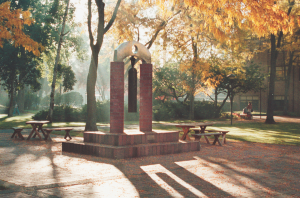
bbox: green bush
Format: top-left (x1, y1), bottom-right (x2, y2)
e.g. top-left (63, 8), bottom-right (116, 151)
top-left (32, 106), bottom-right (83, 122)
top-left (33, 99), bottom-right (223, 122)
top-left (33, 100), bottom-right (110, 122)
top-left (153, 100), bottom-right (217, 121)
top-left (153, 100), bottom-right (189, 121)
top-left (194, 101), bottom-right (217, 119)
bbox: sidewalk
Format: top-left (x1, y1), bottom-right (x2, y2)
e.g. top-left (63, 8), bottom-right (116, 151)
top-left (1, 125), bottom-right (300, 197)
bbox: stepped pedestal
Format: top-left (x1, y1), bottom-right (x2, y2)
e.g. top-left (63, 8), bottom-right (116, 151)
top-left (62, 130), bottom-right (200, 159)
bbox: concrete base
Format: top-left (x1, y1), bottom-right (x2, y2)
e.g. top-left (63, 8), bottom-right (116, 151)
top-left (62, 130), bottom-right (200, 159)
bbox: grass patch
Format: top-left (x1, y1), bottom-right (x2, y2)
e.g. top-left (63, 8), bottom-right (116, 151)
top-left (208, 122), bottom-right (300, 146)
top-left (1, 114), bottom-right (299, 146)
top-left (0, 113), bottom-right (35, 129)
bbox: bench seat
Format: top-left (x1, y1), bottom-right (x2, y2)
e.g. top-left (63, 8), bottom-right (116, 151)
top-left (205, 130), bottom-right (229, 144)
top-left (192, 133), bottom-right (222, 146)
top-left (44, 127), bottom-right (73, 141)
top-left (11, 127), bottom-right (24, 140)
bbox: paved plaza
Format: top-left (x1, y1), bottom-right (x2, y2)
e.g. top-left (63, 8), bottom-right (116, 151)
top-left (0, 118), bottom-right (300, 197)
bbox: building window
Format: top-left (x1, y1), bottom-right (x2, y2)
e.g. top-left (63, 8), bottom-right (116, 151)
top-left (274, 96), bottom-right (289, 111)
top-left (240, 96), bottom-right (259, 111)
top-left (268, 66), bottom-right (286, 80)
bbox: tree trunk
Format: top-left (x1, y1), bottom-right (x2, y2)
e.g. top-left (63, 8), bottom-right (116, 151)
top-left (85, 54), bottom-right (99, 131)
top-left (189, 36), bottom-right (198, 120)
top-left (17, 88), bottom-right (25, 113)
top-left (266, 5), bottom-right (292, 123)
top-left (48, 0), bottom-right (70, 123)
top-left (283, 51), bottom-right (294, 115)
top-left (214, 88), bottom-right (218, 118)
top-left (266, 33), bottom-right (280, 124)
top-left (85, 0), bottom-right (121, 131)
top-left (189, 93), bottom-right (195, 120)
top-left (8, 79), bottom-right (15, 117)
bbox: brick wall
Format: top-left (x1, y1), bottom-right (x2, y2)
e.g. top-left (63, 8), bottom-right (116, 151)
top-left (140, 64), bottom-right (152, 132)
top-left (110, 62), bottom-right (124, 133)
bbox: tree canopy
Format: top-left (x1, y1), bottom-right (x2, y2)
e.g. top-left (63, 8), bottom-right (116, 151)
top-left (0, 1), bottom-right (43, 56)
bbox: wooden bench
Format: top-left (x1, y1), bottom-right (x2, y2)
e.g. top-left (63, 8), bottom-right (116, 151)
top-left (44, 128), bottom-right (73, 141)
top-left (11, 127), bottom-right (24, 140)
top-left (192, 133), bottom-right (222, 146)
top-left (205, 130), bottom-right (229, 144)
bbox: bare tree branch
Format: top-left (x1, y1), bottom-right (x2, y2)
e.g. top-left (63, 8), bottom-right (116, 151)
top-left (104, 0), bottom-right (122, 34)
top-left (87, 0), bottom-right (94, 47)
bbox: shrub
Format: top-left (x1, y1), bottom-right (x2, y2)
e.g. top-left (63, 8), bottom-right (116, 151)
top-left (33, 100), bottom-right (110, 122)
top-left (32, 106), bottom-right (83, 122)
top-left (153, 100), bottom-right (217, 121)
top-left (194, 101), bottom-right (217, 119)
top-left (153, 100), bottom-right (189, 121)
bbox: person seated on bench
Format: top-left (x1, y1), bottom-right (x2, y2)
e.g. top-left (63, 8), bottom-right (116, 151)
top-left (247, 102), bottom-right (253, 114)
top-left (243, 107), bottom-right (249, 114)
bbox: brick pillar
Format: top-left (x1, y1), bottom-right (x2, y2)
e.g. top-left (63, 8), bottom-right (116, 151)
top-left (110, 62), bottom-right (124, 133)
top-left (140, 64), bottom-right (152, 132)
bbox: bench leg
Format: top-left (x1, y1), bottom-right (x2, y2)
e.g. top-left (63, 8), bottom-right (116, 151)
top-left (17, 131), bottom-right (25, 140)
top-left (221, 133), bottom-right (226, 144)
top-left (212, 135), bottom-right (222, 146)
top-left (45, 131), bottom-right (53, 141)
top-left (180, 127), bottom-right (191, 141)
top-left (11, 131), bottom-right (17, 138)
top-left (204, 136), bottom-right (210, 144)
top-left (64, 130), bottom-right (72, 140)
top-left (11, 130), bottom-right (24, 140)
top-left (194, 135), bottom-right (202, 141)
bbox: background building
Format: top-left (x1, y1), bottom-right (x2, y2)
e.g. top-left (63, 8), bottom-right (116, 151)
top-left (235, 51), bottom-right (300, 113)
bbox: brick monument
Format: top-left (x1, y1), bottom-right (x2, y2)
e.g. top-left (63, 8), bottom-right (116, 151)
top-left (62, 41), bottom-right (200, 159)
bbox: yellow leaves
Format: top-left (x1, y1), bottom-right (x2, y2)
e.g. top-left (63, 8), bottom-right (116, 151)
top-left (0, 2), bottom-right (42, 56)
top-left (145, 0), bottom-right (297, 39)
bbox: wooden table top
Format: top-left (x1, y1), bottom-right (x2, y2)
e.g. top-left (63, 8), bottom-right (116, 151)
top-left (175, 123), bottom-right (214, 128)
top-left (44, 127), bottom-right (73, 131)
top-left (175, 124), bottom-right (196, 128)
top-left (195, 123), bottom-right (214, 127)
top-left (26, 120), bottom-right (50, 124)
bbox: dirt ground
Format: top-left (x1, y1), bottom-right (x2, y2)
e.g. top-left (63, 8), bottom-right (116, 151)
top-left (0, 116), bottom-right (300, 197)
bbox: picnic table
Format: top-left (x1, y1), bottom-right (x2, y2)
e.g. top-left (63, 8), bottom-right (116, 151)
top-left (175, 123), bottom-right (214, 142)
top-left (193, 123), bottom-right (214, 143)
top-left (175, 124), bottom-right (196, 141)
top-left (26, 120), bottom-right (49, 140)
top-left (175, 123), bottom-right (226, 145)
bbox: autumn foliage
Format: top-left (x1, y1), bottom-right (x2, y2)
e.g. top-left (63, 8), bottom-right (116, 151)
top-left (0, 1), bottom-right (42, 56)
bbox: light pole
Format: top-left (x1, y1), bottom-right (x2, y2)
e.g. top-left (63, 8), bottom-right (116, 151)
top-left (227, 74), bottom-right (235, 125)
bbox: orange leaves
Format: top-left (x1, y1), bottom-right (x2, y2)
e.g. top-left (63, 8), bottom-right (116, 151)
top-left (146, 0), bottom-right (297, 42)
top-left (0, 2), bottom-right (43, 56)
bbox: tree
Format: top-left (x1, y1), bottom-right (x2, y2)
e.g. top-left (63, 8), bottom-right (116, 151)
top-left (153, 63), bottom-right (188, 103)
top-left (0, 1), bottom-right (43, 55)
top-left (206, 61), bottom-right (265, 117)
top-left (85, 0), bottom-right (121, 131)
top-left (0, 0), bottom-right (45, 116)
top-left (150, 0), bottom-right (299, 123)
top-left (48, 0), bottom-right (71, 123)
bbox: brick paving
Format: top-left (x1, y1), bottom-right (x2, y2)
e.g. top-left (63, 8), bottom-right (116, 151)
top-left (0, 119), bottom-right (300, 197)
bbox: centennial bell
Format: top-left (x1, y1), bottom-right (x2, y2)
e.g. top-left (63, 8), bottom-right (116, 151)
top-left (128, 56), bottom-right (137, 112)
